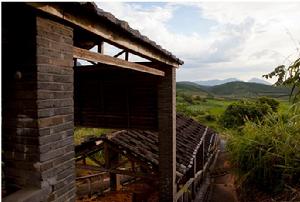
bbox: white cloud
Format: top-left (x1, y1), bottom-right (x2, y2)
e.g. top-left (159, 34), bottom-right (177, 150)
top-left (96, 2), bottom-right (300, 82)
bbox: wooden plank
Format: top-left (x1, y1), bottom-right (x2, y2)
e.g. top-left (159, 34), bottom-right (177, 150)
top-left (114, 50), bottom-right (125, 58)
top-left (73, 47), bottom-right (165, 76)
top-left (76, 164), bottom-right (157, 180)
top-left (88, 155), bottom-right (105, 167)
top-left (76, 171), bottom-right (106, 181)
top-left (27, 3), bottom-right (180, 67)
top-left (98, 41), bottom-right (104, 54)
top-left (175, 178), bottom-right (194, 200)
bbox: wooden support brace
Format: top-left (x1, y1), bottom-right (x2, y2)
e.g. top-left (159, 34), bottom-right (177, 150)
top-left (114, 50), bottom-right (126, 58)
top-left (98, 41), bottom-right (104, 54)
top-left (73, 47), bottom-right (165, 76)
top-left (27, 3), bottom-right (181, 67)
top-left (76, 164), bottom-right (157, 180)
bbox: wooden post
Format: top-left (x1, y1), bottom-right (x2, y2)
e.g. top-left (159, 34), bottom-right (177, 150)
top-left (125, 51), bottom-right (129, 61)
top-left (131, 161), bottom-right (135, 172)
top-left (98, 41), bottom-right (104, 54)
top-left (192, 157), bottom-right (197, 198)
top-left (158, 67), bottom-right (176, 201)
top-left (104, 143), bottom-right (120, 191)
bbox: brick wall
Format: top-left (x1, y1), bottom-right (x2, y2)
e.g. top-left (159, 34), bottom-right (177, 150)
top-left (2, 3), bottom-right (41, 190)
top-left (35, 16), bottom-right (75, 201)
top-left (2, 4), bottom-right (75, 201)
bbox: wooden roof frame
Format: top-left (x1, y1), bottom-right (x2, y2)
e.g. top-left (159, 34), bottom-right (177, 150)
top-left (27, 3), bottom-right (183, 69)
top-left (74, 47), bottom-right (165, 76)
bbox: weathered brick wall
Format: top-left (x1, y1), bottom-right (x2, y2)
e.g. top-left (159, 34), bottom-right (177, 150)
top-left (2, 3), bottom-right (41, 189)
top-left (35, 16), bottom-right (75, 201)
top-left (2, 4), bottom-right (75, 201)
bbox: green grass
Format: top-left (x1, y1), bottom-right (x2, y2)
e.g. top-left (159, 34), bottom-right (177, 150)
top-left (176, 93), bottom-right (292, 133)
top-left (226, 103), bottom-right (300, 194)
top-left (74, 127), bottom-right (112, 145)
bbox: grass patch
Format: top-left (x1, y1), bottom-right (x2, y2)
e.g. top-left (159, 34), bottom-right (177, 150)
top-left (74, 127), bottom-right (112, 145)
top-left (226, 102), bottom-right (300, 195)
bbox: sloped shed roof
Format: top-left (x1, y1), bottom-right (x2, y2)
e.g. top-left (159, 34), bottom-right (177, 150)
top-left (29, 2), bottom-right (183, 66)
top-left (77, 2), bottom-right (184, 65)
top-left (103, 114), bottom-right (217, 181)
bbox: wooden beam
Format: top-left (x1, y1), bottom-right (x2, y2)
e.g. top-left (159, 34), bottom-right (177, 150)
top-left (98, 41), bottom-right (104, 54)
top-left (88, 155), bottom-right (105, 167)
top-left (114, 50), bottom-right (125, 58)
top-left (73, 47), bottom-right (165, 76)
top-left (27, 3), bottom-right (180, 67)
top-left (76, 164), bottom-right (157, 180)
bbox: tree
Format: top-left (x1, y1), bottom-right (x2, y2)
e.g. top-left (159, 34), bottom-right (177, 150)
top-left (263, 57), bottom-right (300, 102)
top-left (220, 100), bottom-right (272, 128)
top-left (257, 97), bottom-right (280, 112)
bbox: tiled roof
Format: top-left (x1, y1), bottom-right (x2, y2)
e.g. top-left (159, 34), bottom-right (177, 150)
top-left (103, 114), bottom-right (217, 181)
top-left (50, 2), bottom-right (183, 65)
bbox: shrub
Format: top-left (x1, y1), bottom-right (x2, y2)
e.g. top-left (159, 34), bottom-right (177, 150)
top-left (257, 97), bottom-right (280, 112)
top-left (227, 102), bottom-right (300, 193)
top-left (204, 114), bottom-right (216, 121)
top-left (220, 100), bottom-right (272, 128)
top-left (181, 93), bottom-right (194, 104)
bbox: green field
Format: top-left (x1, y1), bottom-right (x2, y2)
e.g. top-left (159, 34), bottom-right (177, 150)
top-left (176, 94), bottom-right (291, 133)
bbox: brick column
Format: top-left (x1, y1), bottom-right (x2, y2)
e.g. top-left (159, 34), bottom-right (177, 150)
top-left (35, 16), bottom-right (75, 201)
top-left (158, 68), bottom-right (176, 201)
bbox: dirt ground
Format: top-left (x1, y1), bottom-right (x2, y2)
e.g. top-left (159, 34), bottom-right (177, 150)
top-left (76, 180), bottom-right (158, 202)
top-left (210, 139), bottom-right (239, 202)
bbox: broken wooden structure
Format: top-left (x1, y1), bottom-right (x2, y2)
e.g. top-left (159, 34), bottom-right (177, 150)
top-left (74, 115), bottom-right (220, 201)
top-left (2, 2), bottom-right (184, 202)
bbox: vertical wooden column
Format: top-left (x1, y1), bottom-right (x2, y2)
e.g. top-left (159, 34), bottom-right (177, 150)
top-left (158, 67), bottom-right (177, 201)
top-left (192, 157), bottom-right (197, 198)
top-left (104, 143), bottom-right (120, 191)
top-left (98, 41), bottom-right (104, 54)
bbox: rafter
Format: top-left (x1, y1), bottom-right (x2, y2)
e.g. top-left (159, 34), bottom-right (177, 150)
top-left (73, 47), bottom-right (165, 76)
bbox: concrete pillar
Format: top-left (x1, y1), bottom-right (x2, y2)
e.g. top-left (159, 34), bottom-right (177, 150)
top-left (158, 67), bottom-right (177, 201)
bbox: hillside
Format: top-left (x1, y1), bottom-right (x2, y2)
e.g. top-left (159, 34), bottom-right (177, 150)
top-left (195, 78), bottom-right (240, 86)
top-left (248, 78), bottom-right (271, 85)
top-left (177, 81), bottom-right (291, 99)
top-left (176, 81), bottom-right (211, 97)
top-left (208, 81), bottom-right (290, 98)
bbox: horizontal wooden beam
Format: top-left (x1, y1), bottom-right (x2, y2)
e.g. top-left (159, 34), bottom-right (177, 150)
top-left (73, 47), bottom-right (165, 76)
top-left (27, 3), bottom-right (180, 67)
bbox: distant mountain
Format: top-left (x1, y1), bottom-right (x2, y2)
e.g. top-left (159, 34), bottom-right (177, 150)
top-left (248, 78), bottom-right (271, 85)
top-left (208, 81), bottom-right (289, 98)
top-left (176, 81), bottom-right (211, 97)
top-left (194, 78), bottom-right (241, 86)
top-left (176, 81), bottom-right (291, 99)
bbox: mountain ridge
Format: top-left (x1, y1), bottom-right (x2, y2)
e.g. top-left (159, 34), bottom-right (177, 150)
top-left (177, 81), bottom-right (290, 99)
top-left (193, 77), bottom-right (271, 86)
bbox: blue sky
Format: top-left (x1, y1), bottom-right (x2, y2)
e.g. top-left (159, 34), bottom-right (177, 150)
top-left (96, 2), bottom-right (300, 82)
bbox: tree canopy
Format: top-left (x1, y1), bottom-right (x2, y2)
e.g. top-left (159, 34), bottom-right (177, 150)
top-left (263, 57), bottom-right (300, 102)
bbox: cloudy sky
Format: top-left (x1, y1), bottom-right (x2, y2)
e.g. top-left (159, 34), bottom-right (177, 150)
top-left (96, 2), bottom-right (300, 82)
